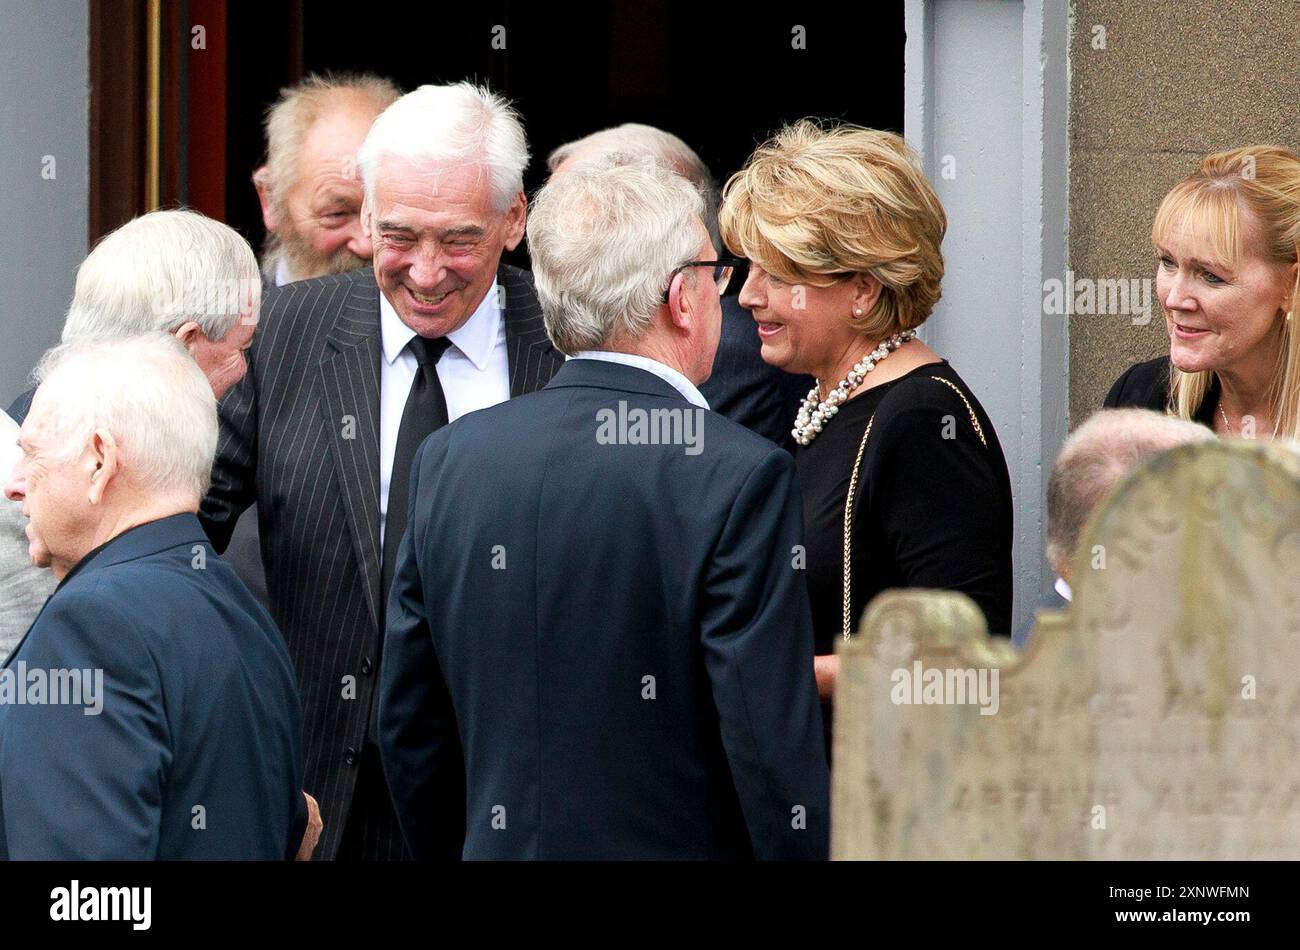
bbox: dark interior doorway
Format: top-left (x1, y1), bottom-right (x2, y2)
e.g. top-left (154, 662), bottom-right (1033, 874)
top-left (217, 2), bottom-right (905, 263)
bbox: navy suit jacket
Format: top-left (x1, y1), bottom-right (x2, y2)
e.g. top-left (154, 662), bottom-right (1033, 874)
top-left (378, 358), bottom-right (829, 860)
top-left (699, 295), bottom-right (812, 450)
top-left (0, 513), bottom-right (305, 859)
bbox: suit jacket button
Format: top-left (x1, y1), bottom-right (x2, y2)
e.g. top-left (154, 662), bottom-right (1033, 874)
top-left (345, 747), bottom-right (358, 766)
top-left (361, 657), bottom-right (373, 676)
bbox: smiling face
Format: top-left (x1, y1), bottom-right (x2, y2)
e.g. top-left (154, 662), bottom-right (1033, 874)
top-left (3, 386), bottom-right (94, 576)
top-left (364, 156), bottom-right (526, 338)
top-left (737, 263), bottom-right (878, 378)
top-left (1156, 206), bottom-right (1295, 379)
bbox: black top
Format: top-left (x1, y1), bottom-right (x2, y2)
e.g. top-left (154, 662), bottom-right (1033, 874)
top-left (1103, 355), bottom-right (1218, 427)
top-left (797, 359), bottom-right (1014, 657)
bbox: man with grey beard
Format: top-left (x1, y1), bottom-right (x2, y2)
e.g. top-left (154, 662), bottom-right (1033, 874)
top-left (253, 72), bottom-right (400, 287)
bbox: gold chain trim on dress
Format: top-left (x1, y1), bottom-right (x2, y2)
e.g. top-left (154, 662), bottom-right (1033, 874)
top-left (929, 376), bottom-right (987, 448)
top-left (839, 376), bottom-right (987, 640)
top-left (841, 416), bottom-right (875, 640)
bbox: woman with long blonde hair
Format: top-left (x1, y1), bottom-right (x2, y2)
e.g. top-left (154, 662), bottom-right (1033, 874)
top-left (1106, 146), bottom-right (1300, 439)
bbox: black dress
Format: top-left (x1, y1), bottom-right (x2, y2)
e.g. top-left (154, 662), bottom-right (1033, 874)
top-left (798, 360), bottom-right (1015, 656)
top-left (798, 360), bottom-right (1014, 757)
top-left (1104, 355), bottom-right (1218, 427)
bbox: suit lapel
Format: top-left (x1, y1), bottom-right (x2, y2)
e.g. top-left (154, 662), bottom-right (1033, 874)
top-left (499, 264), bottom-right (565, 397)
top-left (317, 272), bottom-right (384, 629)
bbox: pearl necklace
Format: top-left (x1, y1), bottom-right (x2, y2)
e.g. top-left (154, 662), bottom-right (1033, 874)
top-left (793, 330), bottom-right (917, 446)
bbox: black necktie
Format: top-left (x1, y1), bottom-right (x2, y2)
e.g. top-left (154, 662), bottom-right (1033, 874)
top-left (381, 334), bottom-right (453, 610)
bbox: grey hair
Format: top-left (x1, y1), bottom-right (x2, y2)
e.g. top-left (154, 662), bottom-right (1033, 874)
top-left (527, 155), bottom-right (707, 355)
top-left (61, 209), bottom-right (260, 344)
top-left (548, 123), bottom-right (720, 250)
top-left (357, 82), bottom-right (529, 214)
top-left (1046, 408), bottom-right (1216, 574)
top-left (33, 333), bottom-right (218, 500)
top-left (255, 71), bottom-right (400, 210)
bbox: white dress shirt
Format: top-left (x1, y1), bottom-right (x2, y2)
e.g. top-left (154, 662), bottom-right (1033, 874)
top-left (570, 350), bottom-right (710, 410)
top-left (379, 282), bottom-right (510, 551)
top-left (1054, 576), bottom-right (1073, 603)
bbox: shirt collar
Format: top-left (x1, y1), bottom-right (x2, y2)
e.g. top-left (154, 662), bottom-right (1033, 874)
top-left (570, 350), bottom-right (710, 409)
top-left (55, 513), bottom-right (201, 593)
top-left (380, 280), bottom-right (501, 371)
top-left (1054, 576), bottom-right (1073, 602)
top-left (274, 256), bottom-right (291, 287)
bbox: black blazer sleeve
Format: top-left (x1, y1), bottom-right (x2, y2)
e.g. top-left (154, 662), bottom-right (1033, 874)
top-left (200, 344), bottom-right (260, 553)
top-left (870, 387), bottom-right (1013, 636)
top-left (699, 447), bottom-right (830, 860)
top-left (377, 433), bottom-right (467, 860)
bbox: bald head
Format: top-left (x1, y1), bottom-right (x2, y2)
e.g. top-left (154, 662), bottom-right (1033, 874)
top-left (1047, 408), bottom-right (1216, 583)
top-left (548, 123), bottom-right (720, 249)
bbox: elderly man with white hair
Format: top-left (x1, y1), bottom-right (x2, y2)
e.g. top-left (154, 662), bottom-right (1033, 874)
top-left (200, 82), bottom-right (564, 860)
top-left (1014, 407), bottom-right (1216, 647)
top-left (548, 124), bottom-right (811, 448)
top-left (0, 334), bottom-right (306, 859)
top-left (6, 208), bottom-right (260, 424)
top-left (378, 156), bottom-right (829, 860)
top-left (2, 209), bottom-right (263, 653)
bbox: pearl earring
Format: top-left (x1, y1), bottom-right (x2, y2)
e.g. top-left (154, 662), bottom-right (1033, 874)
top-left (853, 308), bottom-right (863, 317)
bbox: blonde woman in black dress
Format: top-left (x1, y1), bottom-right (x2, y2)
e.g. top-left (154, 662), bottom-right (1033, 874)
top-left (719, 122), bottom-right (1014, 749)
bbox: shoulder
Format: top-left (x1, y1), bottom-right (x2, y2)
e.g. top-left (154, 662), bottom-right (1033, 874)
top-left (497, 263), bottom-right (540, 310)
top-left (22, 576), bottom-right (150, 669)
top-left (259, 269), bottom-right (376, 344)
top-left (498, 262), bottom-right (536, 291)
top-left (1104, 355), bottom-right (1171, 409)
top-left (873, 364), bottom-right (985, 431)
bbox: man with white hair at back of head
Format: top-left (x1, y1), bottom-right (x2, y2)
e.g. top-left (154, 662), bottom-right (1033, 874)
top-left (1015, 407), bottom-right (1216, 648)
top-left (2, 208), bottom-right (264, 652)
top-left (548, 124), bottom-right (811, 449)
top-left (0, 334), bottom-right (308, 859)
top-left (378, 156), bottom-right (828, 860)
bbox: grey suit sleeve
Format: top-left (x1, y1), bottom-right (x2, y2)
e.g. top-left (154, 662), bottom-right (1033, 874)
top-left (699, 447), bottom-right (830, 860)
top-left (0, 414), bottom-right (55, 658)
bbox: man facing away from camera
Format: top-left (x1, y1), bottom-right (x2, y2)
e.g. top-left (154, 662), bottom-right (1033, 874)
top-left (378, 157), bottom-right (828, 860)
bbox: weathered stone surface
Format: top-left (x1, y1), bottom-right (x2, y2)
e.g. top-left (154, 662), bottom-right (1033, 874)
top-left (833, 441), bottom-right (1300, 859)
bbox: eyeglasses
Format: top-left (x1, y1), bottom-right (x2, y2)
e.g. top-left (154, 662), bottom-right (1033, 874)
top-left (662, 256), bottom-right (747, 303)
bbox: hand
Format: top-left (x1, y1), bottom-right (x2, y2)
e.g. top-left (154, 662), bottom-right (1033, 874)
top-left (814, 654), bottom-right (839, 701)
top-left (295, 791), bottom-right (323, 861)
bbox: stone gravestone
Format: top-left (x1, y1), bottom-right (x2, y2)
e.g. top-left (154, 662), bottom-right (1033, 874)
top-left (832, 440), bottom-right (1300, 859)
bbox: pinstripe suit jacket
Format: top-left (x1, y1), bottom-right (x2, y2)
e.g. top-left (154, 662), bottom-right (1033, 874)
top-left (199, 264), bottom-right (563, 859)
